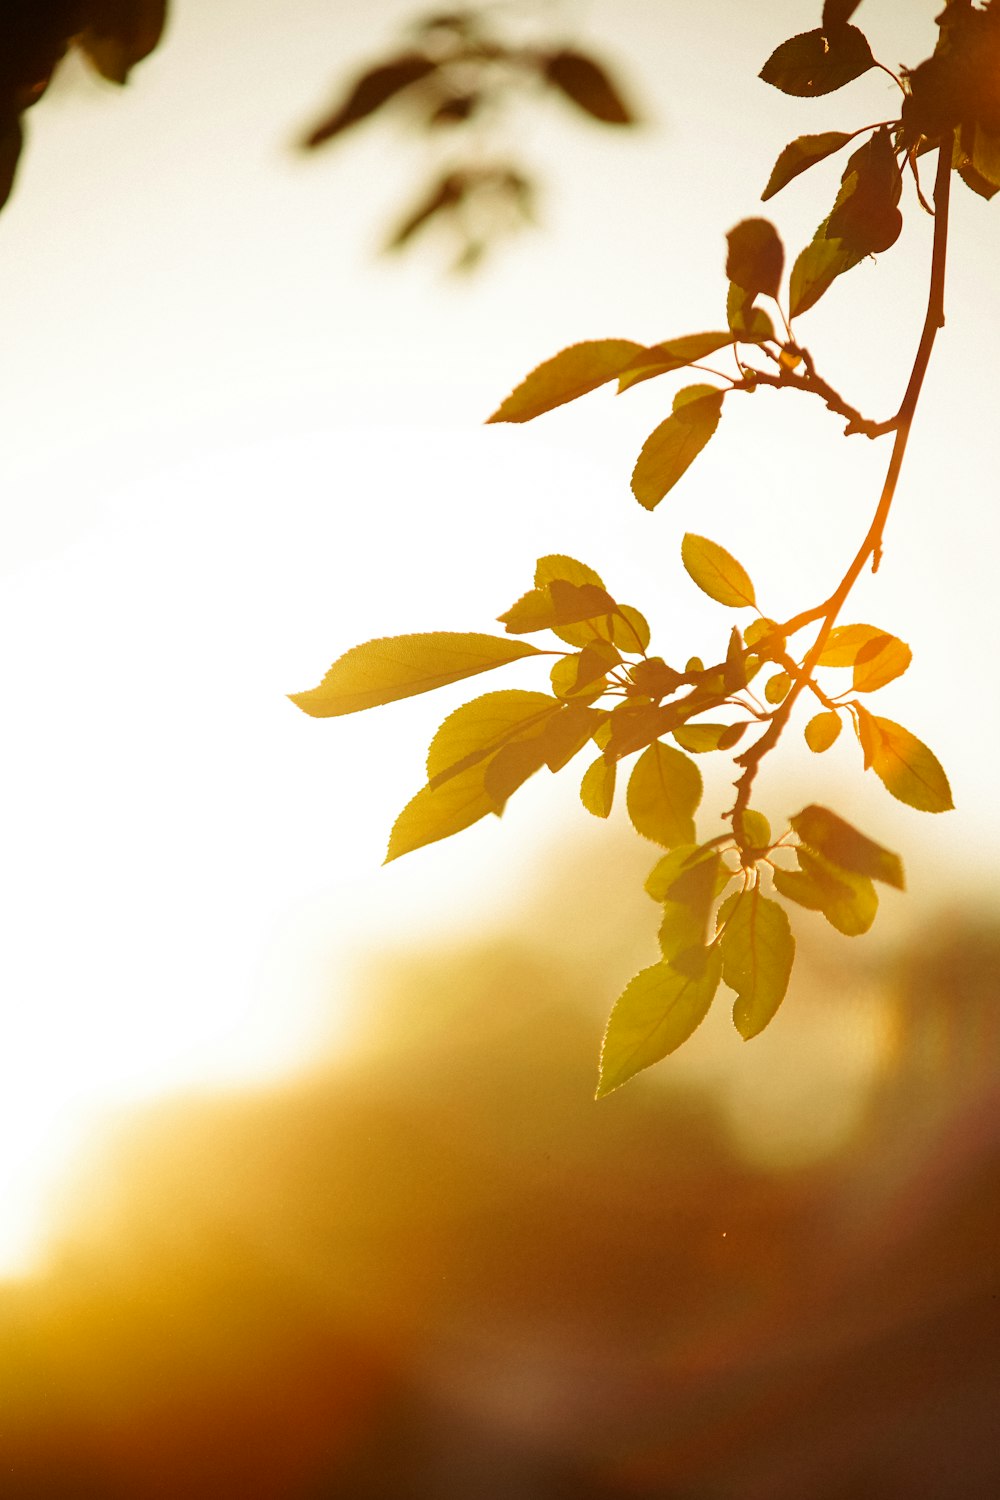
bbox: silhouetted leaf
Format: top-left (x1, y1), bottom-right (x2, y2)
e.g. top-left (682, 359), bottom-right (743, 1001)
top-left (760, 26), bottom-right (874, 97)
top-left (0, 117), bottom-right (22, 211)
top-left (543, 49), bottom-right (635, 125)
top-left (718, 888), bottom-right (795, 1039)
top-left (856, 715), bottom-right (954, 812)
top-left (727, 284), bottom-right (776, 339)
top-left (596, 948), bottom-right (722, 1096)
top-left (631, 385), bottom-right (725, 510)
top-left (971, 122), bottom-right (1000, 188)
top-left (616, 332), bottom-right (737, 393)
top-left (580, 755), bottom-right (616, 817)
top-left (426, 690), bottom-right (558, 788)
top-left (805, 710), bottom-right (842, 751)
top-left (681, 533), bottom-right (757, 607)
top-left (627, 742), bottom-right (702, 848)
top-left (822, 1), bottom-right (864, 26)
top-left (725, 218), bottom-right (784, 299)
top-left (762, 131), bottom-right (853, 200)
top-left (489, 340), bottom-right (644, 424)
top-left (79, 0), bottom-right (168, 84)
top-left (304, 53), bottom-right (438, 146)
top-left (791, 803), bottom-right (904, 887)
top-left (290, 632), bottom-right (543, 717)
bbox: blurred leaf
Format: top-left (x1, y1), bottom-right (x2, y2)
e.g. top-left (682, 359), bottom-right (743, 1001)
top-left (596, 948), bottom-right (722, 1096)
top-left (580, 755), bottom-right (616, 817)
top-left (681, 533), bottom-right (757, 608)
top-left (805, 710), bottom-right (842, 751)
top-left (489, 340), bottom-right (645, 424)
top-left (0, 116), bottom-right (22, 211)
top-left (385, 171), bottom-right (466, 250)
top-left (79, 0), bottom-right (168, 84)
top-left (858, 715), bottom-right (954, 812)
top-left (727, 283), bottom-right (776, 339)
top-left (725, 218), bottom-right (784, 299)
top-left (631, 384), bottom-right (724, 510)
top-left (718, 888), bottom-right (795, 1039)
top-left (762, 131), bottom-right (853, 199)
top-left (627, 742), bottom-right (702, 847)
top-left (760, 26), bottom-right (874, 97)
top-left (290, 633), bottom-right (543, 718)
top-left (543, 48), bottom-right (635, 125)
top-left (426, 690), bottom-right (557, 787)
top-left (304, 53), bottom-right (437, 146)
top-left (791, 803), bottom-right (904, 887)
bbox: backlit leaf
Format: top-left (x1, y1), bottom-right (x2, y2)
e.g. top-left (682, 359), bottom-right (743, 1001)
top-left (971, 123), bottom-right (1000, 190)
top-left (818, 622), bottom-right (891, 666)
top-left (805, 711), bottom-right (842, 752)
top-left (483, 737), bottom-right (550, 811)
top-left (605, 702), bottom-right (679, 761)
top-left (759, 26), bottom-right (875, 97)
top-left (580, 755), bottom-right (616, 818)
top-left (735, 809), bottom-right (771, 850)
top-left (426, 690), bottom-right (558, 787)
top-left (543, 49), bottom-right (635, 125)
top-left (627, 742), bottom-right (702, 847)
top-left (630, 658), bottom-right (683, 700)
top-left (762, 131), bottom-right (853, 200)
top-left (727, 284), bottom-right (776, 339)
top-left (387, 763), bottom-right (497, 863)
top-left (764, 671), bottom-right (791, 704)
top-left (852, 634), bottom-right (912, 693)
top-left (744, 617), bottom-right (786, 655)
top-left (540, 703), bottom-right (606, 772)
top-left (488, 341), bottom-right (644, 424)
top-left (725, 218), bottom-right (784, 300)
top-left (774, 849), bottom-right (877, 935)
top-left (596, 948), bottom-right (723, 1096)
top-left (535, 554), bottom-right (605, 589)
top-left (860, 716), bottom-right (954, 813)
top-left (672, 722), bottom-right (732, 753)
top-left (303, 54), bottom-right (438, 145)
top-left (718, 888), bottom-right (795, 1039)
top-left (550, 644), bottom-right (617, 701)
top-left (724, 628), bottom-right (748, 692)
top-left (499, 579), bottom-right (619, 634)
top-left (790, 803), bottom-right (904, 888)
top-left (644, 844), bottom-right (701, 901)
top-left (658, 851), bottom-right (724, 962)
top-left (681, 533), bottom-right (757, 608)
top-left (616, 332), bottom-right (736, 394)
top-left (631, 385), bottom-right (725, 511)
top-left (290, 633), bottom-right (544, 717)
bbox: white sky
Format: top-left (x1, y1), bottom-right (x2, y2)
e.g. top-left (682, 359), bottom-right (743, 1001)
top-left (0, 0), bottom-right (996, 1272)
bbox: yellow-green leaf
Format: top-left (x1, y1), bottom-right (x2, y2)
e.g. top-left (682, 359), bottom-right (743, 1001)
top-left (616, 332), bottom-right (736, 393)
top-left (790, 803), bottom-right (904, 888)
top-left (387, 764), bottom-right (495, 862)
top-left (681, 533), bottom-right (757, 608)
top-left (631, 385), bottom-right (725, 511)
top-left (426, 690), bottom-right (557, 787)
top-left (718, 888), bottom-right (795, 1039)
top-left (672, 722), bottom-right (732, 753)
top-left (862, 716), bottom-right (954, 813)
top-left (596, 948), bottom-right (723, 1096)
top-left (773, 849), bottom-right (877, 936)
top-left (626, 742), bottom-right (702, 848)
top-left (487, 340), bottom-right (645, 424)
top-left (735, 808), bottom-right (771, 851)
top-left (290, 632), bottom-right (544, 718)
top-left (762, 131), bottom-right (853, 201)
top-left (657, 850), bottom-right (724, 962)
top-left (580, 755), bottom-right (616, 818)
top-left (764, 671), bottom-right (791, 704)
top-left (805, 710), bottom-right (842, 752)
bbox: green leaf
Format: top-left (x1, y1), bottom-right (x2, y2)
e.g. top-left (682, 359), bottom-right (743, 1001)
top-left (681, 533), bottom-right (757, 608)
top-left (616, 332), bottom-right (737, 394)
top-left (596, 948), bottom-right (723, 1096)
top-left (626, 742), bottom-right (702, 847)
top-left (290, 632), bottom-right (544, 717)
top-left (488, 340), bottom-right (644, 424)
top-left (762, 131), bottom-right (854, 200)
top-left (426, 690), bottom-right (558, 787)
top-left (790, 803), bottom-right (904, 888)
top-left (499, 579), bottom-right (619, 634)
top-left (725, 219), bottom-right (784, 300)
top-left (580, 755), bottom-right (616, 818)
top-left (718, 888), bottom-right (795, 1039)
top-left (727, 284), bottom-right (776, 339)
top-left (543, 48), bottom-right (636, 125)
top-left (774, 848), bottom-right (877, 936)
top-left (79, 0), bottom-right (168, 84)
top-left (631, 385), bottom-right (725, 511)
top-left (759, 26), bottom-right (875, 97)
top-left (805, 711), bottom-right (842, 752)
top-left (857, 715), bottom-right (954, 813)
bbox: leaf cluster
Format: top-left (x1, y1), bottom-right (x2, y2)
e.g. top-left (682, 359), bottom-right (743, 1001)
top-left (300, 5), bottom-right (637, 269)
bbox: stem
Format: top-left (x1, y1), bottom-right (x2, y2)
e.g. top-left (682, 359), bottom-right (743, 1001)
top-left (729, 136), bottom-right (953, 825)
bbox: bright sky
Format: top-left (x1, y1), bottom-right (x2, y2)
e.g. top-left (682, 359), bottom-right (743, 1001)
top-left (0, 0), bottom-right (997, 1273)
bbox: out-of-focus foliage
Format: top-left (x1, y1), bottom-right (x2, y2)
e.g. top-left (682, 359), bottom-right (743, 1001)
top-left (300, 5), bottom-right (638, 270)
top-left (298, 2), bottom-right (993, 1089)
top-left (0, 0), bottom-right (167, 213)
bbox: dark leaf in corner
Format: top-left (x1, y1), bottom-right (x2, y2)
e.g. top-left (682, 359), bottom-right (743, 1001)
top-left (760, 26), bottom-right (874, 98)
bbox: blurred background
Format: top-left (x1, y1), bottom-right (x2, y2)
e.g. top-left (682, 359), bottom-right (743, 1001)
top-left (0, 1), bottom-right (998, 1494)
